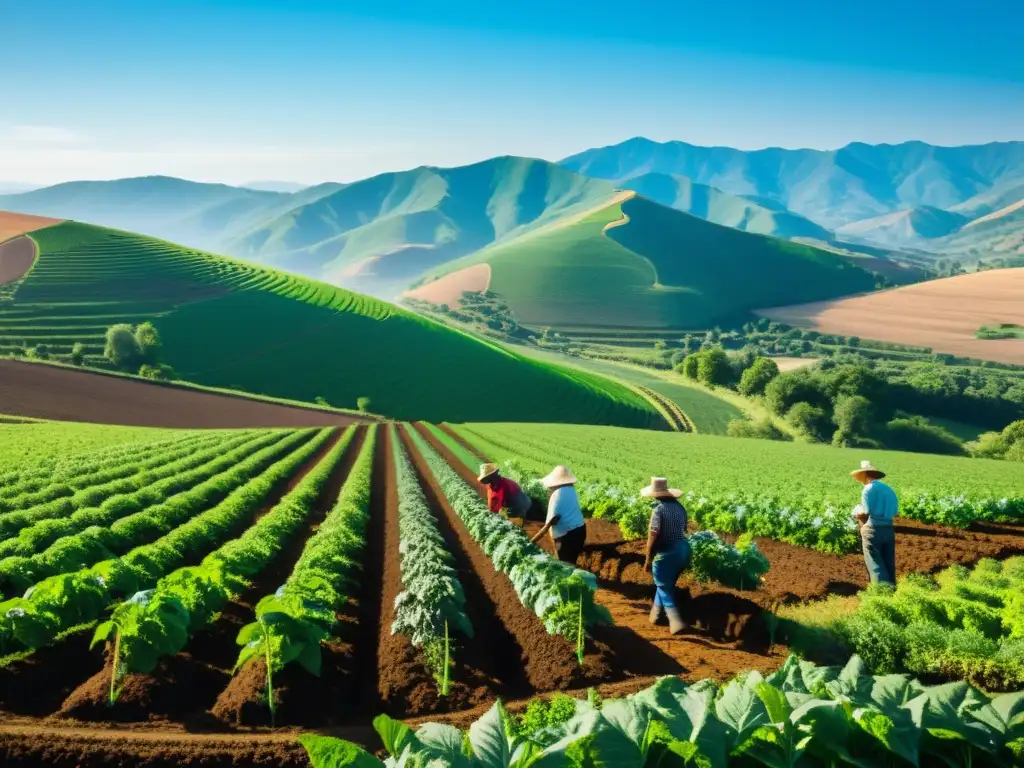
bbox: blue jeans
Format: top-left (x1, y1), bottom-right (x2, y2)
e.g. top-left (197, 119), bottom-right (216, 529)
top-left (862, 525), bottom-right (896, 586)
top-left (651, 539), bottom-right (692, 609)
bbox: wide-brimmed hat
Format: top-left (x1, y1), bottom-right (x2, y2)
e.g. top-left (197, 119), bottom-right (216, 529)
top-left (478, 463), bottom-right (499, 482)
top-left (640, 477), bottom-right (683, 498)
top-left (541, 465), bottom-right (577, 489)
top-left (850, 460), bottom-right (886, 480)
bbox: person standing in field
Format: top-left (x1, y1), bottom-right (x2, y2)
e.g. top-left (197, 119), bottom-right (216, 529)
top-left (851, 460), bottom-right (898, 587)
top-left (642, 477), bottom-right (691, 635)
top-left (478, 464), bottom-right (533, 524)
top-left (531, 465), bottom-right (587, 563)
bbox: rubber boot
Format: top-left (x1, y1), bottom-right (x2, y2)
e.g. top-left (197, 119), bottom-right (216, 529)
top-left (649, 599), bottom-right (665, 625)
top-left (665, 606), bottom-right (685, 635)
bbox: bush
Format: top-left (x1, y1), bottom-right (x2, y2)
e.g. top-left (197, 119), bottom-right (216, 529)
top-left (696, 347), bottom-right (731, 387)
top-left (884, 416), bottom-right (965, 456)
top-left (678, 354), bottom-right (699, 380)
top-left (727, 417), bottom-right (791, 442)
top-left (832, 394), bottom-right (874, 447)
top-left (104, 324), bottom-right (141, 368)
top-left (786, 402), bottom-right (832, 442)
top-left (138, 363), bottom-right (175, 381)
top-left (70, 343), bottom-right (85, 366)
top-left (738, 357), bottom-right (780, 397)
top-left (357, 396), bottom-right (372, 413)
top-left (134, 322), bottom-right (161, 363)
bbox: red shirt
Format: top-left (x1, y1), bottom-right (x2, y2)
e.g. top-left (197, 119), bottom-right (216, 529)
top-left (487, 476), bottom-right (522, 513)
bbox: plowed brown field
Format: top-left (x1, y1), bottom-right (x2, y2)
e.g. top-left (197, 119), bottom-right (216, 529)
top-left (0, 360), bottom-right (367, 428)
top-left (0, 211), bottom-right (62, 242)
top-left (0, 237), bottom-right (38, 286)
top-left (756, 269), bottom-right (1024, 364)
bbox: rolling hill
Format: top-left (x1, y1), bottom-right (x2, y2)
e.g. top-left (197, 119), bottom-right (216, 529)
top-left (416, 193), bottom-right (888, 331)
top-left (0, 219), bottom-right (660, 427)
top-left (835, 206), bottom-right (970, 250)
top-left (617, 172), bottom-right (831, 240)
top-left (223, 156), bottom-right (621, 296)
top-left (561, 137), bottom-right (1024, 231)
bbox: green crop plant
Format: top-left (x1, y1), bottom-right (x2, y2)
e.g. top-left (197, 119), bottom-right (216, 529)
top-left (231, 426), bottom-right (377, 720)
top-left (301, 654), bottom-right (1024, 767)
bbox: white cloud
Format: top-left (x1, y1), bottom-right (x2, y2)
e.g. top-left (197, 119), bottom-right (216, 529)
top-left (5, 124), bottom-right (87, 145)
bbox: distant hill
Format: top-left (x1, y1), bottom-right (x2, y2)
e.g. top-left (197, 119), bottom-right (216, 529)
top-left (418, 193), bottom-right (893, 331)
top-left (224, 156), bottom-right (620, 296)
top-left (561, 138), bottom-right (1024, 231)
top-left (240, 180), bottom-right (309, 193)
top-left (0, 220), bottom-right (659, 427)
top-left (836, 206), bottom-right (970, 249)
top-left (617, 172), bottom-right (832, 240)
top-left (0, 183), bottom-right (40, 195)
top-left (939, 204), bottom-right (1024, 261)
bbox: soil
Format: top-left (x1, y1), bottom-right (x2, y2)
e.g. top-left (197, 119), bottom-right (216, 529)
top-left (0, 359), bottom-right (368, 428)
top-left (0, 213), bottom-right (63, 244)
top-left (402, 263), bottom-right (492, 306)
top-left (756, 268), bottom-right (1024, 365)
top-left (0, 237), bottom-right (38, 285)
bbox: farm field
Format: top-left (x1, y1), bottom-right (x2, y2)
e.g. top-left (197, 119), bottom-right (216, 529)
top-left (0, 211), bottom-right (63, 243)
top-left (757, 268), bottom-right (1024, 365)
top-left (0, 417), bottom-right (1021, 766)
top-left (0, 220), bottom-right (658, 427)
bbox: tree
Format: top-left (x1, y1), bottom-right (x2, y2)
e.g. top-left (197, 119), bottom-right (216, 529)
top-left (70, 342), bottom-right (85, 366)
top-left (357, 397), bottom-right (372, 413)
top-left (764, 371), bottom-right (830, 416)
top-left (134, 322), bottom-right (161, 363)
top-left (104, 324), bottom-right (141, 368)
top-left (738, 357), bottom-right (780, 397)
top-left (678, 354), bottom-right (700, 380)
top-left (832, 395), bottom-right (874, 447)
top-left (786, 402), bottom-right (831, 442)
top-left (654, 340), bottom-right (667, 351)
top-left (884, 416), bottom-right (965, 456)
top-left (696, 347), bottom-right (731, 387)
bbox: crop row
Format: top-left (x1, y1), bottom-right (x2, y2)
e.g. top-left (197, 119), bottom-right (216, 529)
top-left (0, 429), bottom-right (214, 493)
top-left (0, 427), bottom-right (330, 656)
top-left (307, 653), bottom-right (1024, 767)
top-left (405, 427), bottom-right (611, 641)
top-left (0, 430), bottom-right (228, 513)
top-left (390, 425), bottom-right (472, 693)
top-left (0, 430), bottom-right (297, 596)
top-left (93, 426), bottom-right (356, 700)
top-left (231, 425), bottom-right (378, 722)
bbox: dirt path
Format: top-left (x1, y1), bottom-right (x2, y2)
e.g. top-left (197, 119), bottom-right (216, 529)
top-left (0, 360), bottom-right (368, 427)
top-left (0, 236), bottom-right (38, 286)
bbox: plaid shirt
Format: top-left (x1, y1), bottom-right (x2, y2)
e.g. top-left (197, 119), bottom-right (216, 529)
top-left (649, 499), bottom-right (687, 552)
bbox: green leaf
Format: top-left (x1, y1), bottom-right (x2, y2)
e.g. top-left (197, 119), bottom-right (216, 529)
top-left (91, 620), bottom-right (115, 649)
top-left (715, 678), bottom-right (770, 752)
top-left (298, 733), bottom-right (382, 768)
top-left (754, 682), bottom-right (792, 724)
top-left (413, 723), bottom-right (470, 767)
top-left (296, 638), bottom-right (323, 676)
top-left (374, 714), bottom-right (414, 758)
top-left (469, 701), bottom-right (512, 767)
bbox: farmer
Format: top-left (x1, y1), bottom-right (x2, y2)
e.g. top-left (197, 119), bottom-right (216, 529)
top-left (478, 463), bottom-right (533, 523)
top-left (530, 465), bottom-right (587, 563)
top-left (851, 460), bottom-right (898, 586)
top-left (642, 477), bottom-right (691, 635)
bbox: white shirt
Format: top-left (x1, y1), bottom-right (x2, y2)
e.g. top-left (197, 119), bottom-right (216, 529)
top-left (546, 486), bottom-right (585, 539)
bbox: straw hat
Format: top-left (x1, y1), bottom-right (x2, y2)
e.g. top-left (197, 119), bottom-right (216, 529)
top-left (640, 477), bottom-right (683, 499)
top-left (477, 463), bottom-right (499, 482)
top-left (850, 460), bottom-right (886, 481)
top-left (541, 465), bottom-right (577, 489)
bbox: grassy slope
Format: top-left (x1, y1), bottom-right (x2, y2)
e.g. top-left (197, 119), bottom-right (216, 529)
top-left (226, 157), bottom-right (619, 295)
top-left (0, 222), bottom-right (659, 427)
top-left (436, 195), bottom-right (879, 330)
top-left (0, 420), bottom-right (186, 466)
top-left (456, 422), bottom-right (1024, 503)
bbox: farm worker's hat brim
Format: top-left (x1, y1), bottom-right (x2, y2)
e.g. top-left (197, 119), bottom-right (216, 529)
top-left (851, 460), bottom-right (886, 480)
top-left (478, 463), bottom-right (500, 482)
top-left (541, 465), bottom-right (577, 488)
top-left (640, 477), bottom-right (683, 498)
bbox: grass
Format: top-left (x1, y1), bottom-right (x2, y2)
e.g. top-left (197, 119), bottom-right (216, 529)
top-left (0, 420), bottom-right (188, 467)
top-left (977, 323), bottom-right (1024, 340)
top-left (0, 222), bottom-right (659, 427)
top-left (434, 195), bottom-right (879, 331)
top-left (453, 422), bottom-right (1024, 510)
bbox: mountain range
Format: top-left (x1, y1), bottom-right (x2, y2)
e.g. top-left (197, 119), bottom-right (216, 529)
top-left (1, 139), bottom-right (1021, 301)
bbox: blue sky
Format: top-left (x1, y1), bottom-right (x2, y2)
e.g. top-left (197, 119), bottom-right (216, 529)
top-left (3, 0), bottom-right (1022, 185)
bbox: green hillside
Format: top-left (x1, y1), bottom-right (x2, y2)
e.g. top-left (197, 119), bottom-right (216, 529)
top-left (225, 156), bottom-right (619, 296)
top-left (620, 172), bottom-right (832, 240)
top-left (429, 194), bottom-right (882, 330)
top-left (0, 221), bottom-right (660, 426)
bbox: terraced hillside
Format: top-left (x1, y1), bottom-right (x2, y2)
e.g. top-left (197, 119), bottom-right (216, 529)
top-left (0, 221), bottom-right (659, 426)
top-left (424, 194), bottom-right (885, 330)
